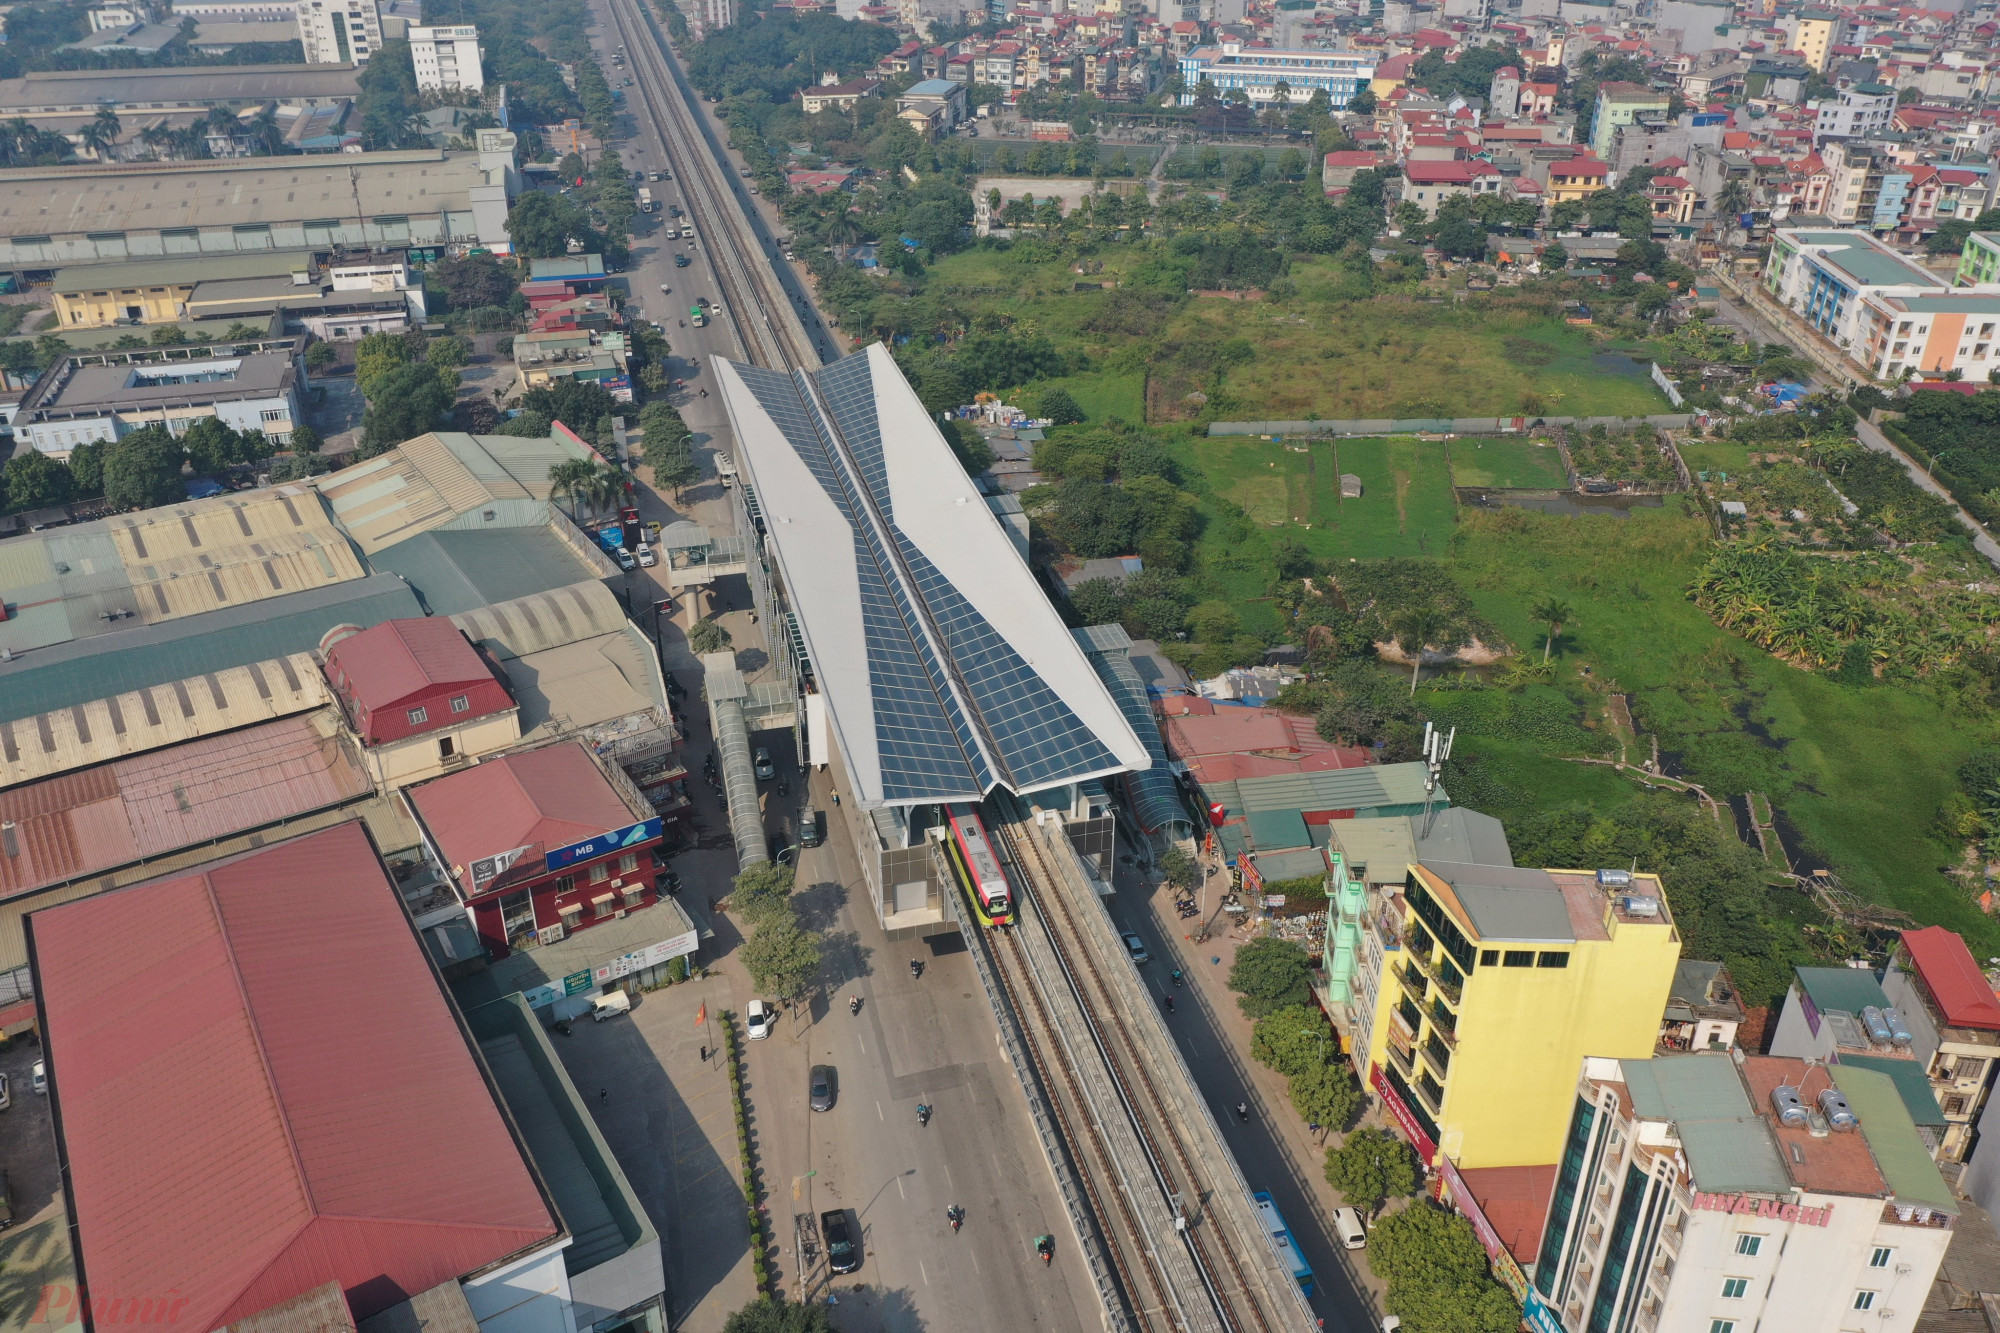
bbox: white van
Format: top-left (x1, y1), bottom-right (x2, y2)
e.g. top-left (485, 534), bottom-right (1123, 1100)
top-left (1331, 1206), bottom-right (1367, 1250)
top-left (592, 990), bottom-right (633, 1021)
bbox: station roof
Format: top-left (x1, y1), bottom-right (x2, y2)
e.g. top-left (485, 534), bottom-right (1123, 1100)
top-left (0, 708), bottom-right (369, 902)
top-left (30, 821), bottom-right (559, 1331)
top-left (714, 345), bottom-right (1147, 806)
top-left (0, 63), bottom-right (362, 114)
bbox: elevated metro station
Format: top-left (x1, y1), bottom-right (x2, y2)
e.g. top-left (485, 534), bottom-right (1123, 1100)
top-left (713, 344), bottom-right (1159, 933)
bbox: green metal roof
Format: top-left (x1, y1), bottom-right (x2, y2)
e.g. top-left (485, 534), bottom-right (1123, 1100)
top-left (1835, 1054), bottom-right (1945, 1128)
top-left (1251, 847), bottom-right (1326, 883)
top-left (0, 574), bottom-right (421, 724)
top-left (1789, 231), bottom-right (1945, 290)
top-left (371, 528), bottom-right (596, 618)
top-left (1209, 761), bottom-right (1441, 820)
top-left (1795, 965), bottom-right (1892, 1017)
top-left (1626, 1054), bottom-right (1791, 1194)
top-left (1832, 1065), bottom-right (1958, 1213)
top-left (1245, 808), bottom-right (1312, 852)
top-left (51, 251), bottom-right (316, 294)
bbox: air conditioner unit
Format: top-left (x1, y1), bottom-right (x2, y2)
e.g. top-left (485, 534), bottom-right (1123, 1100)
top-left (538, 923), bottom-right (565, 945)
top-left (615, 908), bottom-right (628, 920)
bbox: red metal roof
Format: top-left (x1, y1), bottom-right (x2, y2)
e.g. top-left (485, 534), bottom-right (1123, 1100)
top-left (325, 618), bottom-right (494, 710)
top-left (1902, 926), bottom-right (2000, 1031)
top-left (410, 742), bottom-right (643, 895)
top-left (1453, 1164), bottom-right (1557, 1263)
top-left (0, 713), bottom-right (372, 902)
top-left (31, 821), bottom-right (557, 1331)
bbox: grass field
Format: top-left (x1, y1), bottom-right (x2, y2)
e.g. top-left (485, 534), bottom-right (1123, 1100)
top-left (1031, 369), bottom-right (1145, 424)
top-left (1448, 437), bottom-right (1570, 490)
top-left (1179, 435), bottom-right (1457, 561)
top-left (1446, 503), bottom-right (2000, 957)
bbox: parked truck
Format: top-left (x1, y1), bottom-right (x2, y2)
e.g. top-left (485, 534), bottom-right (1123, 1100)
top-left (638, 186), bottom-right (656, 213)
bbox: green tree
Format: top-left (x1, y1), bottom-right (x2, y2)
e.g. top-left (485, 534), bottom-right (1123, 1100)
top-left (287, 424), bottom-right (323, 455)
top-left (731, 860), bottom-right (796, 927)
top-left (1251, 1004), bottom-right (1336, 1076)
top-left (180, 417), bottom-right (239, 477)
top-left (1369, 1203), bottom-right (1521, 1333)
top-left (740, 911), bottom-right (823, 1002)
top-left (1531, 596), bottom-right (1574, 662)
top-left (2, 449), bottom-right (73, 512)
top-left (1323, 1126), bottom-right (1421, 1216)
top-left (721, 1296), bottom-right (835, 1333)
top-left (1158, 845), bottom-right (1196, 892)
top-left (1226, 936), bottom-right (1315, 1018)
top-left (431, 253), bottom-right (519, 310)
top-left (359, 362), bottom-right (455, 452)
top-left (1289, 1060), bottom-right (1364, 1132)
top-left (1390, 605), bottom-right (1452, 695)
top-left (353, 330), bottom-right (410, 393)
top-left (426, 336), bottom-right (471, 370)
top-left (689, 618), bottom-right (734, 655)
top-left (651, 433), bottom-right (700, 498)
top-left (1347, 86), bottom-right (1376, 115)
top-left (522, 377), bottom-right (619, 430)
top-left (506, 191), bottom-right (603, 259)
top-left (103, 426), bottom-right (187, 510)
top-left (1039, 385), bottom-right (1086, 425)
top-left (548, 457), bottom-right (599, 518)
top-left (67, 439), bottom-right (106, 498)
top-left (304, 341), bottom-right (339, 372)
top-left (269, 452), bottom-right (333, 482)
top-left (357, 40), bottom-right (426, 149)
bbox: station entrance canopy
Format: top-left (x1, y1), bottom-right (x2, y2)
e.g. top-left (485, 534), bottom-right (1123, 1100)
top-left (713, 345), bottom-right (1147, 806)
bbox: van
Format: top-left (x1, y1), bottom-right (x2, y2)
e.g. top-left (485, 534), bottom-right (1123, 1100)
top-left (1331, 1206), bottom-right (1367, 1250)
top-left (592, 990), bottom-right (633, 1021)
top-left (800, 807), bottom-right (823, 848)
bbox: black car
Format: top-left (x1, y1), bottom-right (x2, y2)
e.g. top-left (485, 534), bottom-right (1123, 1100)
top-left (674, 254), bottom-right (691, 267)
top-left (821, 1209), bottom-right (859, 1274)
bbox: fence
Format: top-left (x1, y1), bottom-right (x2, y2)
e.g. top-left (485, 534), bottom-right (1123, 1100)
top-left (1207, 413), bottom-right (1696, 437)
top-left (1651, 361), bottom-right (1685, 408)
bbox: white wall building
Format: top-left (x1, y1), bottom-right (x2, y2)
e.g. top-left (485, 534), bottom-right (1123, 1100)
top-left (1764, 228), bottom-right (2000, 378)
top-left (1177, 43), bottom-right (1374, 107)
top-left (1528, 1052), bottom-right (1958, 1333)
top-left (410, 23), bottom-right (483, 92)
top-left (295, 0), bottom-right (380, 65)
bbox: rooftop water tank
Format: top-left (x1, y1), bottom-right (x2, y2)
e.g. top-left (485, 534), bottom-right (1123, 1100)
top-left (1620, 895), bottom-right (1660, 917)
top-left (1882, 1006), bottom-right (1914, 1046)
top-left (1771, 1085), bottom-right (1808, 1128)
top-left (1596, 868), bottom-right (1633, 888)
top-left (1862, 1006), bottom-right (1894, 1048)
top-left (1819, 1087), bottom-right (1859, 1130)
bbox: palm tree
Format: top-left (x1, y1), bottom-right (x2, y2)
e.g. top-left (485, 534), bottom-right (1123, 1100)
top-left (548, 457), bottom-right (598, 519)
top-left (1390, 606), bottom-right (1453, 695)
top-left (1714, 179), bottom-right (1752, 217)
top-left (78, 108), bottom-right (121, 160)
top-left (1531, 596), bottom-right (1575, 662)
top-left (586, 462), bottom-right (627, 515)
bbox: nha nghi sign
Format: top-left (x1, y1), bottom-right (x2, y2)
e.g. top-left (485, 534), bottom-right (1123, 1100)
top-left (1692, 1193), bottom-right (1833, 1226)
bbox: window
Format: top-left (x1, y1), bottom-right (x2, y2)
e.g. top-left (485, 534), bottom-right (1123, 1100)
top-left (407, 706), bottom-right (428, 725)
top-left (1503, 950), bottom-right (1535, 967)
top-left (450, 694), bottom-right (470, 713)
top-left (1735, 1234), bottom-right (1761, 1256)
top-left (589, 861), bottom-right (611, 884)
top-left (1721, 1278), bottom-right (1749, 1299)
top-left (1869, 1247), bottom-right (1891, 1269)
top-left (593, 894), bottom-right (616, 918)
top-left (1853, 1291), bottom-right (1876, 1311)
top-left (554, 874), bottom-right (575, 895)
top-left (1537, 951), bottom-right (1570, 968)
top-left (1709, 1321), bottom-right (1736, 1333)
top-left (438, 734), bottom-right (455, 760)
top-left (1481, 949), bottom-right (1499, 966)
top-left (619, 852), bottom-right (639, 874)
top-left (260, 408), bottom-right (289, 423)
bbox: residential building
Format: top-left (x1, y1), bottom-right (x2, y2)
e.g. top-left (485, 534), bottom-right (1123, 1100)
top-left (0, 145), bottom-right (517, 270)
top-left (407, 741), bottom-right (671, 961)
top-left (12, 345), bottom-right (304, 457)
top-left (410, 23), bottom-right (484, 92)
top-left (294, 0), bottom-right (381, 64)
top-left (895, 77), bottom-right (967, 136)
top-left (1759, 228), bottom-right (2000, 378)
top-left (1646, 173), bottom-right (1700, 225)
top-left (1178, 43), bottom-right (1374, 108)
top-left (1547, 157), bottom-right (1613, 204)
top-left (1590, 82), bottom-right (1671, 161)
top-left (322, 617), bottom-right (521, 789)
top-left (1653, 0), bottom-right (1737, 55)
top-left (1323, 149), bottom-right (1386, 197)
top-left (1880, 927), bottom-right (2000, 1168)
top-left (25, 821), bottom-right (578, 1332)
top-left (1401, 159), bottom-right (1504, 218)
top-left (1527, 1052), bottom-right (1957, 1333)
top-left (1791, 7), bottom-right (1844, 72)
top-left (1657, 959), bottom-right (1746, 1053)
top-left (514, 327), bottom-right (631, 398)
top-left (801, 74), bottom-right (882, 114)
top-left (1955, 230), bottom-right (2000, 286)
top-left (1363, 862), bottom-right (1681, 1169)
top-left (1812, 83), bottom-right (1897, 143)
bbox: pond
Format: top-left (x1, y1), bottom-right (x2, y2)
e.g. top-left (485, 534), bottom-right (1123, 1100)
top-left (1592, 351), bottom-right (1653, 377)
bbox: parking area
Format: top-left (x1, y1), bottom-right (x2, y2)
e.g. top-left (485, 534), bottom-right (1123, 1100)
top-left (0, 1034), bottom-right (80, 1332)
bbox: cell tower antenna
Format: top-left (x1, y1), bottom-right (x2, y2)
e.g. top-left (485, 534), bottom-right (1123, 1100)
top-left (1420, 722), bottom-right (1455, 839)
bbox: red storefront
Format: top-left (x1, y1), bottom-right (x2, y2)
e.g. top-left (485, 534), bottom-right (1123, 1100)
top-left (409, 742), bottom-right (663, 959)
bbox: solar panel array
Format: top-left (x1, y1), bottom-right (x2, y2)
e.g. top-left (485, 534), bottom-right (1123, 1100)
top-left (732, 357), bottom-right (1119, 801)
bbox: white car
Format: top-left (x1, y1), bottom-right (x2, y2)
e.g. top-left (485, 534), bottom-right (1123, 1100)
top-left (681, 226), bottom-right (695, 239)
top-left (636, 542), bottom-right (657, 567)
top-left (30, 1061), bottom-right (45, 1096)
top-left (745, 999), bottom-right (774, 1041)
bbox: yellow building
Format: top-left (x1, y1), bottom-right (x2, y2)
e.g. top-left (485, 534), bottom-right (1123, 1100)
top-left (52, 253), bottom-right (316, 329)
top-left (1793, 10), bottom-right (1841, 73)
top-left (1365, 861), bottom-right (1681, 1169)
top-left (1546, 158), bottom-right (1612, 205)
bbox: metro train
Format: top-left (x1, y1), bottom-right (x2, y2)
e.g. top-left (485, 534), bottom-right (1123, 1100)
top-left (943, 802), bottom-right (1013, 928)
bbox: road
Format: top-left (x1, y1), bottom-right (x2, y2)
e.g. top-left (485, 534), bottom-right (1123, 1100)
top-left (564, 3), bottom-right (1112, 1327)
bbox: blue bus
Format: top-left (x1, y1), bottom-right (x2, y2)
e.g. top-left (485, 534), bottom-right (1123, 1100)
top-left (1251, 1191), bottom-right (1314, 1299)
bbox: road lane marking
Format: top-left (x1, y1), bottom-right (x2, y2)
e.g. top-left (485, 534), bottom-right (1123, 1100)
top-left (876, 1101), bottom-right (883, 1121)
top-left (896, 1175), bottom-right (906, 1199)
top-left (919, 1260), bottom-right (929, 1286)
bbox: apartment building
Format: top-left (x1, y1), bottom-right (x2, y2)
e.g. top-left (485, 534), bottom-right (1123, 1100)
top-left (1758, 228), bottom-right (2000, 379)
top-left (13, 346), bottom-right (304, 456)
top-left (294, 0), bottom-right (380, 64)
top-left (1362, 863), bottom-right (1681, 1169)
top-left (1790, 8), bottom-right (1844, 71)
top-left (1529, 1053), bottom-right (1956, 1333)
top-left (1401, 159), bottom-right (1504, 219)
top-left (411, 24), bottom-right (484, 93)
top-left (1590, 82), bottom-right (1671, 162)
top-left (1178, 43), bottom-right (1374, 108)
top-left (1880, 927), bottom-right (2000, 1168)
top-left (1812, 84), bottom-right (1896, 143)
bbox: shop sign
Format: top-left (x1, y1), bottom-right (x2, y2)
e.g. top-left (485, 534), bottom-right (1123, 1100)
top-left (1692, 1192), bottom-right (1833, 1226)
top-left (1369, 1063), bottom-right (1438, 1161)
top-left (1522, 1291), bottom-right (1564, 1333)
top-left (592, 930), bottom-right (700, 984)
top-left (1438, 1154), bottom-right (1535, 1305)
top-left (563, 970), bottom-right (594, 996)
top-left (470, 843), bottom-right (534, 889)
top-left (545, 816), bottom-right (663, 872)
top-left (1263, 895), bottom-right (1286, 908)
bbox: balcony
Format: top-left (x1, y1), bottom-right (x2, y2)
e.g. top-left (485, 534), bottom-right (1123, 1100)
top-left (1420, 1036), bottom-right (1452, 1081)
top-left (1395, 961), bottom-right (1429, 1003)
top-left (1386, 1041), bottom-right (1415, 1079)
top-left (1403, 920), bottom-right (1435, 961)
top-left (1428, 997), bottom-right (1457, 1043)
top-left (1415, 1071), bottom-right (1446, 1115)
top-left (1432, 967), bottom-right (1463, 1007)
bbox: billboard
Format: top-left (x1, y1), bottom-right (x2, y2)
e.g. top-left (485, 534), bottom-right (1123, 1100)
top-left (545, 816), bottom-right (664, 872)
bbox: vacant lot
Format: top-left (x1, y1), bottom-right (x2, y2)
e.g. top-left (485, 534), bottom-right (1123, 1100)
top-left (1448, 437), bottom-right (1570, 490)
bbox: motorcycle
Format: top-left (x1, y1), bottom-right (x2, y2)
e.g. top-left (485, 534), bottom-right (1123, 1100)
top-left (1036, 1236), bottom-right (1055, 1267)
top-left (910, 958), bottom-right (924, 979)
top-left (917, 1102), bottom-right (931, 1128)
top-left (1172, 970), bottom-right (1184, 987)
top-left (1162, 995), bottom-right (1175, 1014)
top-left (948, 1205), bottom-right (964, 1234)
top-left (848, 995), bottom-right (861, 1016)
top-left (1235, 1102), bottom-right (1250, 1123)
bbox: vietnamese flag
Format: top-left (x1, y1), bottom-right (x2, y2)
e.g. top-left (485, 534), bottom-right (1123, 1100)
top-left (1209, 802), bottom-right (1226, 826)
top-left (694, 1000), bottom-right (707, 1028)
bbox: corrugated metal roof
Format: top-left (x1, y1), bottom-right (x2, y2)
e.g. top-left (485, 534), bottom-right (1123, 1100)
top-left (1900, 927), bottom-right (2000, 1031)
top-left (1795, 965), bottom-right (1893, 1017)
top-left (453, 580), bottom-right (627, 661)
top-left (409, 743), bottom-right (645, 895)
top-left (1625, 1053), bottom-right (1791, 1195)
top-left (314, 432), bottom-right (593, 556)
top-left (1420, 862), bottom-right (1574, 943)
top-left (31, 821), bottom-right (559, 1330)
top-left (1206, 761), bottom-right (1440, 819)
top-left (372, 527), bottom-right (593, 617)
top-left (508, 628), bottom-right (670, 743)
top-left (1835, 1053), bottom-right (1946, 1128)
top-left (0, 574), bottom-right (422, 725)
top-left (0, 652), bottom-right (326, 785)
top-left (0, 709), bottom-right (369, 901)
top-left (1833, 1065), bottom-right (1958, 1213)
top-left (326, 618), bottom-right (492, 712)
top-left (1245, 807), bottom-right (1312, 852)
